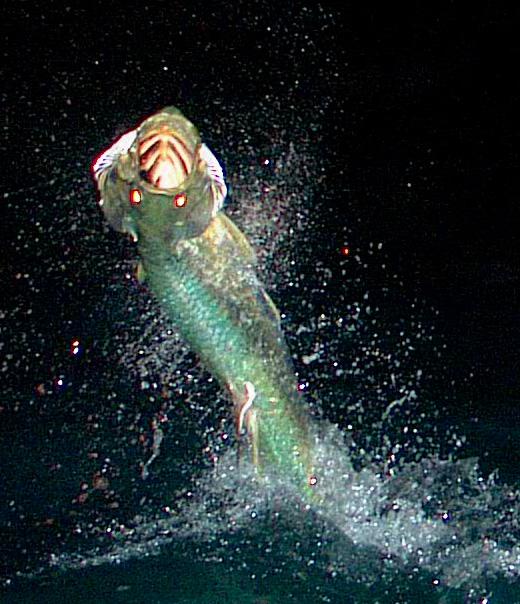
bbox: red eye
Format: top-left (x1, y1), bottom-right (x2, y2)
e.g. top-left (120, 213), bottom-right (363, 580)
top-left (174, 193), bottom-right (187, 208)
top-left (130, 188), bottom-right (142, 205)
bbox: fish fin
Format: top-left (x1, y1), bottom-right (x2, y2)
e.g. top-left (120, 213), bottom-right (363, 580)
top-left (198, 144), bottom-right (227, 215)
top-left (206, 214), bottom-right (282, 329)
top-left (234, 381), bottom-right (256, 436)
top-left (92, 128), bottom-right (137, 182)
top-left (248, 408), bottom-right (259, 467)
top-left (260, 289), bottom-right (281, 327)
top-left (232, 381), bottom-right (260, 467)
top-left (136, 261), bottom-right (146, 283)
top-left (214, 213), bottom-right (257, 266)
top-left (122, 215), bottom-right (139, 242)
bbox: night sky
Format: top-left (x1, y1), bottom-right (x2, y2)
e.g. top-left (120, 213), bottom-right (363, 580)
top-left (1, 1), bottom-right (520, 592)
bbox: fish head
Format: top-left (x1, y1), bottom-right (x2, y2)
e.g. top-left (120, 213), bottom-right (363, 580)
top-left (93, 106), bottom-right (226, 243)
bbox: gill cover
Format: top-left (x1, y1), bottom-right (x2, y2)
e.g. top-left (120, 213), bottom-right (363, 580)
top-left (93, 107), bottom-right (227, 243)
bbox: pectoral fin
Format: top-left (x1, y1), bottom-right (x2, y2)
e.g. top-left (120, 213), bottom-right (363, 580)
top-left (261, 288), bottom-right (281, 327)
top-left (136, 261), bottom-right (146, 283)
top-left (122, 215), bottom-right (139, 242)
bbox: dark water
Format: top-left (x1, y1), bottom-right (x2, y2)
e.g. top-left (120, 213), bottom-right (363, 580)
top-left (2, 3), bottom-right (519, 603)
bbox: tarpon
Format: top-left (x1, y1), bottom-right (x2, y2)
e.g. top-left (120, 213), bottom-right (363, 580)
top-left (92, 106), bottom-right (317, 500)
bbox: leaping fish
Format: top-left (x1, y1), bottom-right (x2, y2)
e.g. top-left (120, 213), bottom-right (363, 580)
top-left (92, 106), bottom-right (317, 500)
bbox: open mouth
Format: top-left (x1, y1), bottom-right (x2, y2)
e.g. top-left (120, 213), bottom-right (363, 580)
top-left (137, 126), bottom-right (195, 189)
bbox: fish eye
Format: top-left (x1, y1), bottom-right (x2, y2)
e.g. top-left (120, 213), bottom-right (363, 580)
top-left (129, 188), bottom-right (142, 205)
top-left (174, 193), bottom-right (187, 208)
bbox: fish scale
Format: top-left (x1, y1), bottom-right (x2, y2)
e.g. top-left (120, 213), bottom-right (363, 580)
top-left (142, 237), bottom-right (311, 485)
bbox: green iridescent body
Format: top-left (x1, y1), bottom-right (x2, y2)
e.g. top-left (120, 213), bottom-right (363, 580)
top-left (94, 107), bottom-right (316, 499)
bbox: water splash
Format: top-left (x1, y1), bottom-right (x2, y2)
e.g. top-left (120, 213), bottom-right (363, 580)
top-left (19, 420), bottom-right (519, 602)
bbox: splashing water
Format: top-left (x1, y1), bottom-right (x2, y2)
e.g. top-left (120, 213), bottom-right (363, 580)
top-left (22, 421), bottom-right (518, 602)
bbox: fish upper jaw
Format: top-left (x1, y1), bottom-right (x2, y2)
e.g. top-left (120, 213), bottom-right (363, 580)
top-left (137, 125), bottom-right (198, 191)
top-left (133, 107), bottom-right (201, 193)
